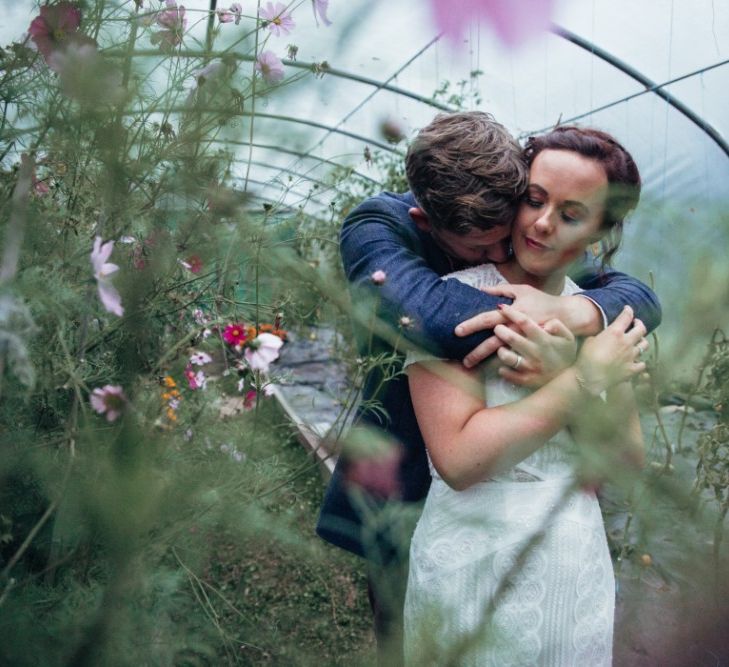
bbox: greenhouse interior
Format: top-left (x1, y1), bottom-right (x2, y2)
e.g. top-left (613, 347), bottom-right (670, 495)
top-left (1, 0), bottom-right (728, 665)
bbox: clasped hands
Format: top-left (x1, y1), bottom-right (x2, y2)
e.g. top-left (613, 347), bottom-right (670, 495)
top-left (455, 284), bottom-right (648, 390)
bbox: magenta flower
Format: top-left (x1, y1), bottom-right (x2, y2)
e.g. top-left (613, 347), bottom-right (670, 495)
top-left (223, 323), bottom-right (248, 346)
top-left (151, 0), bottom-right (187, 49)
top-left (345, 447), bottom-right (403, 499)
top-left (243, 389), bottom-right (257, 410)
top-left (91, 236), bottom-right (124, 317)
top-left (371, 270), bottom-right (387, 285)
top-left (90, 385), bottom-right (127, 422)
top-left (28, 2), bottom-right (97, 70)
top-left (429, 0), bottom-right (556, 48)
top-left (244, 332), bottom-right (284, 372)
top-left (260, 2), bottom-right (295, 37)
top-left (311, 0), bottom-right (331, 26)
top-left (255, 50), bottom-right (285, 83)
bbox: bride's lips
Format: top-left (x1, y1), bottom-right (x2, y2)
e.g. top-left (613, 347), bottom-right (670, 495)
top-left (524, 236), bottom-right (550, 250)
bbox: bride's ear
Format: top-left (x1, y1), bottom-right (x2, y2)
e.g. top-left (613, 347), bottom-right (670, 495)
top-left (409, 207), bottom-right (432, 232)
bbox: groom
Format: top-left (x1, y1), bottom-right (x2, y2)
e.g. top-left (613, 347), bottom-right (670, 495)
top-left (316, 111), bottom-right (661, 662)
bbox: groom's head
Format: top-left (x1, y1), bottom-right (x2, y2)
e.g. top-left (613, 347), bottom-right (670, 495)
top-left (406, 111), bottom-right (528, 265)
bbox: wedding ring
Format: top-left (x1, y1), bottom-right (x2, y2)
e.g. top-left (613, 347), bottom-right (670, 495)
top-left (512, 353), bottom-right (523, 370)
top-left (636, 342), bottom-right (645, 357)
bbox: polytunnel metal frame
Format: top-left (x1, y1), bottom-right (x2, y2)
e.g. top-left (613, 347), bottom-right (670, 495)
top-left (216, 27), bottom-right (729, 205)
top-left (122, 8), bottom-right (729, 215)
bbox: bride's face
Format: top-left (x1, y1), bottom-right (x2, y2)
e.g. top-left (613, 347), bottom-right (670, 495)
top-left (512, 149), bottom-right (608, 278)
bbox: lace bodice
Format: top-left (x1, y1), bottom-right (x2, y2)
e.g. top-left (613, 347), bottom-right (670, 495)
top-left (405, 263), bottom-right (584, 484)
top-left (404, 268), bottom-right (613, 667)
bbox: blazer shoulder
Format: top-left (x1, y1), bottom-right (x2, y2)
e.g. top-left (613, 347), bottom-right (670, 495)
top-left (344, 191), bottom-right (416, 222)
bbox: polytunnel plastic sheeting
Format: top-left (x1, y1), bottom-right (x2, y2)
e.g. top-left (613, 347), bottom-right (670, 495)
top-left (3, 0), bottom-right (729, 337)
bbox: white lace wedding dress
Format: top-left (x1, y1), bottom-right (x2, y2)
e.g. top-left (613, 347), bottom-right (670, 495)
top-left (403, 264), bottom-right (614, 667)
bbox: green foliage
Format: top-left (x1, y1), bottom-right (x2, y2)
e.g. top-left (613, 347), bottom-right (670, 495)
top-left (0, 2), bottom-right (373, 664)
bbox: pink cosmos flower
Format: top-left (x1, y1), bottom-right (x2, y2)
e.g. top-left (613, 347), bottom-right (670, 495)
top-left (255, 50), bottom-right (285, 83)
top-left (223, 323), bottom-right (248, 346)
top-left (260, 2), bottom-right (295, 37)
top-left (244, 332), bottom-right (284, 372)
top-left (189, 351), bottom-right (213, 366)
top-left (90, 385), bottom-right (127, 422)
top-left (371, 270), bottom-right (386, 285)
top-left (184, 364), bottom-right (207, 390)
top-left (216, 7), bottom-right (234, 23)
top-left (192, 308), bottom-right (208, 325)
top-left (28, 2), bottom-right (84, 64)
top-left (311, 0), bottom-right (331, 27)
top-left (230, 3), bottom-right (243, 24)
top-left (151, 0), bottom-right (187, 49)
top-left (429, 0), bottom-right (556, 48)
top-left (91, 236), bottom-right (124, 317)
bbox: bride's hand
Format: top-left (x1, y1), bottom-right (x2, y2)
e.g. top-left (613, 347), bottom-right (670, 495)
top-left (492, 304), bottom-right (577, 387)
top-left (575, 306), bottom-right (648, 396)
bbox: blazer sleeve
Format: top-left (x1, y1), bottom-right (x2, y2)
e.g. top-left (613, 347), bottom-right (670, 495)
top-left (340, 196), bottom-right (506, 360)
top-left (340, 194), bottom-right (663, 362)
top-left (573, 266), bottom-right (662, 333)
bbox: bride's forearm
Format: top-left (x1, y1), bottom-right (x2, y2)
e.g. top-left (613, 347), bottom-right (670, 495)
top-left (417, 367), bottom-right (586, 491)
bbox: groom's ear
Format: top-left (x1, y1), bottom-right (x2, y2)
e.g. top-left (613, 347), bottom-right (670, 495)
top-left (409, 207), bottom-right (432, 232)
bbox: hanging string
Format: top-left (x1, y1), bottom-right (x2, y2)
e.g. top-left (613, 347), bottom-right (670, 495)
top-left (521, 58), bottom-right (729, 135)
top-left (661, 0), bottom-right (675, 199)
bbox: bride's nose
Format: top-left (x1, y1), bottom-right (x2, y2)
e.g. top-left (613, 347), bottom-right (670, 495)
top-left (533, 209), bottom-right (554, 234)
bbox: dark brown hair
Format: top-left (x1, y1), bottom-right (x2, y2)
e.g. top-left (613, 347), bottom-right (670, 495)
top-left (405, 112), bottom-right (528, 234)
top-left (523, 125), bottom-right (641, 265)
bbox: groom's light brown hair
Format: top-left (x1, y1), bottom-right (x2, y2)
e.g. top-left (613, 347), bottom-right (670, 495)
top-left (405, 111), bottom-right (528, 234)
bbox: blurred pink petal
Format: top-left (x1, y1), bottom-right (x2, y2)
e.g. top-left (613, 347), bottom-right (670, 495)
top-left (311, 0), bottom-right (331, 26)
top-left (371, 269), bottom-right (387, 285)
top-left (97, 282), bottom-right (124, 317)
top-left (345, 447), bottom-right (403, 499)
top-left (255, 50), bottom-right (285, 83)
top-left (28, 2), bottom-right (82, 61)
top-left (217, 8), bottom-right (234, 23)
top-left (90, 385), bottom-right (127, 422)
top-left (430, 0), bottom-right (556, 48)
top-left (91, 236), bottom-right (124, 316)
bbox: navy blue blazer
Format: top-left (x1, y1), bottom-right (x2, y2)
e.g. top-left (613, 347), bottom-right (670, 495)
top-left (316, 191), bottom-right (661, 561)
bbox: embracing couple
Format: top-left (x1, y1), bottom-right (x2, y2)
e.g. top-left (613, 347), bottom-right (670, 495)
top-left (317, 111), bottom-right (661, 665)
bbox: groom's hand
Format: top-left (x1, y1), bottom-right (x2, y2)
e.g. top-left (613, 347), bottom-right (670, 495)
top-left (455, 284), bottom-right (604, 367)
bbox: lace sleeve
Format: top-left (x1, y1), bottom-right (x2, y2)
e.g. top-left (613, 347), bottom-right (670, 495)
top-left (403, 348), bottom-right (441, 369)
top-left (442, 263), bottom-right (508, 290)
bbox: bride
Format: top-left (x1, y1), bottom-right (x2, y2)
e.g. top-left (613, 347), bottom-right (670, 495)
top-left (403, 126), bottom-right (648, 666)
